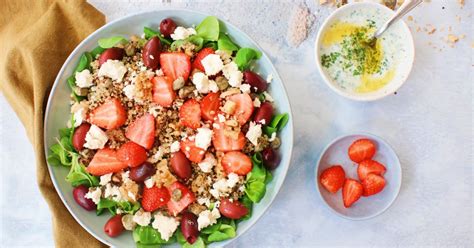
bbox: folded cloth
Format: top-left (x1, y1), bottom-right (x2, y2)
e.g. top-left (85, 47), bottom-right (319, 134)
top-left (0, 0), bottom-right (106, 247)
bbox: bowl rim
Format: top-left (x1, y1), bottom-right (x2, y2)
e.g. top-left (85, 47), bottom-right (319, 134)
top-left (314, 132), bottom-right (402, 220)
top-left (43, 8), bottom-right (294, 247)
top-left (314, 2), bottom-right (416, 101)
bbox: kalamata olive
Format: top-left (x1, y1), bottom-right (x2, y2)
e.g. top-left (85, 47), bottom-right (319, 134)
top-left (253, 102), bottom-right (274, 125)
top-left (129, 162), bottom-right (156, 183)
top-left (243, 71), bottom-right (268, 93)
top-left (142, 37), bottom-right (162, 70)
top-left (104, 214), bottom-right (124, 237)
top-left (170, 151), bottom-right (192, 180)
top-left (262, 148), bottom-right (281, 170)
top-left (219, 199), bottom-right (249, 220)
top-left (98, 47), bottom-right (124, 66)
top-left (73, 185), bottom-right (96, 211)
top-left (72, 123), bottom-right (91, 151)
top-left (180, 212), bottom-right (199, 244)
top-left (160, 18), bottom-right (177, 38)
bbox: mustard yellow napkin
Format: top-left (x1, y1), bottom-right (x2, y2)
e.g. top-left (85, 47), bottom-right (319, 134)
top-left (0, 0), bottom-right (106, 246)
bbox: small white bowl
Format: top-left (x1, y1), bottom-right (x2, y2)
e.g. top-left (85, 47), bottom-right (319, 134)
top-left (315, 133), bottom-right (402, 220)
top-left (314, 2), bottom-right (415, 101)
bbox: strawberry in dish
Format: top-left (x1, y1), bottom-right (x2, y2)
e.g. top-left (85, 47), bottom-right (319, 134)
top-left (47, 16), bottom-right (289, 247)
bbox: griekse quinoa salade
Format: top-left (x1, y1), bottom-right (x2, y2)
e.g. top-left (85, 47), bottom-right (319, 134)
top-left (47, 16), bottom-right (288, 247)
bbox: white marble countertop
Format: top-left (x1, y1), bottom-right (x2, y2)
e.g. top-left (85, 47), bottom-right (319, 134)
top-left (1, 0), bottom-right (472, 247)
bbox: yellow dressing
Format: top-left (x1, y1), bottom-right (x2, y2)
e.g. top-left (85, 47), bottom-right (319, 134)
top-left (322, 22), bottom-right (360, 46)
top-left (356, 68), bottom-right (396, 93)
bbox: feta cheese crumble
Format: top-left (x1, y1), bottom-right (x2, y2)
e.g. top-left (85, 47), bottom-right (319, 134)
top-left (98, 60), bottom-right (127, 82)
top-left (210, 173), bottom-right (240, 199)
top-left (75, 69), bottom-right (93, 88)
top-left (99, 173), bottom-right (112, 186)
top-left (104, 183), bottom-right (122, 201)
top-left (239, 83), bottom-right (251, 93)
top-left (197, 208), bottom-right (221, 230)
top-left (192, 72), bottom-right (211, 94)
top-left (198, 154), bottom-right (216, 173)
top-left (84, 187), bottom-right (101, 204)
top-left (121, 214), bottom-right (136, 231)
top-left (170, 141), bottom-right (181, 153)
top-left (123, 84), bottom-right (136, 100)
top-left (70, 101), bottom-right (88, 127)
top-left (144, 177), bottom-right (155, 188)
top-left (245, 122), bottom-right (262, 146)
top-left (253, 97), bottom-right (261, 108)
top-left (263, 91), bottom-right (274, 102)
top-left (266, 74), bottom-right (273, 83)
top-left (170, 26), bottom-right (196, 40)
top-left (84, 125), bottom-right (108, 149)
top-left (151, 212), bottom-right (180, 241)
top-left (195, 127), bottom-right (213, 150)
top-left (201, 54), bottom-right (224, 76)
top-left (133, 209), bottom-right (151, 227)
top-left (222, 62), bottom-right (243, 87)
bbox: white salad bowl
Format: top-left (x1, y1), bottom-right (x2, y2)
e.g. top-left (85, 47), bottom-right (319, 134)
top-left (315, 2), bottom-right (415, 101)
top-left (315, 133), bottom-right (402, 220)
top-left (44, 9), bottom-right (294, 247)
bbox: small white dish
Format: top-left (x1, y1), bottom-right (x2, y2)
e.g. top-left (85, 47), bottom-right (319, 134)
top-left (315, 133), bottom-right (402, 220)
top-left (314, 2), bottom-right (415, 101)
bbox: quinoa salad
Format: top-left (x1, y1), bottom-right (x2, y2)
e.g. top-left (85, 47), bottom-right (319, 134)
top-left (47, 16), bottom-right (289, 247)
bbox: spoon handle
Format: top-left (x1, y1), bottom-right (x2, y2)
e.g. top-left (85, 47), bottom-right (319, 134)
top-left (374, 0), bottom-right (423, 38)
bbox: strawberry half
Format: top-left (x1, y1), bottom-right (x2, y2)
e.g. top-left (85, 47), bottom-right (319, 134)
top-left (89, 98), bottom-right (127, 130)
top-left (167, 182), bottom-right (196, 216)
top-left (361, 173), bottom-right (386, 196)
top-left (342, 179), bottom-right (363, 208)
top-left (192, 47), bottom-right (215, 72)
top-left (228, 93), bottom-right (254, 125)
top-left (116, 141), bottom-right (148, 167)
top-left (160, 52), bottom-right (191, 82)
top-left (179, 99), bottom-right (201, 129)
top-left (319, 165), bottom-right (346, 193)
top-left (221, 151), bottom-right (253, 176)
top-left (348, 139), bottom-right (376, 163)
top-left (200, 92), bottom-right (221, 122)
top-left (357, 160), bottom-right (387, 181)
top-left (180, 138), bottom-right (205, 163)
top-left (212, 123), bottom-right (245, 152)
top-left (141, 186), bottom-right (170, 212)
top-left (126, 113), bottom-right (155, 150)
top-left (87, 148), bottom-right (128, 176)
top-left (152, 76), bottom-right (176, 107)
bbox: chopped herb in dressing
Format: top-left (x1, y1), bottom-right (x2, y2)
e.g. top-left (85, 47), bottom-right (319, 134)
top-left (321, 20), bottom-right (386, 76)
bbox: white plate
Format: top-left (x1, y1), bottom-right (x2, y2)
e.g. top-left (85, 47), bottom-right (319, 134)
top-left (43, 9), bottom-right (294, 247)
top-left (315, 133), bottom-right (402, 220)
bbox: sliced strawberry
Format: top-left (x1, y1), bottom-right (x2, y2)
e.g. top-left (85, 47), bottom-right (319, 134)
top-left (179, 99), bottom-right (201, 129)
top-left (221, 151), bottom-right (253, 176)
top-left (152, 76), bottom-right (176, 107)
top-left (86, 148), bottom-right (128, 176)
top-left (228, 93), bottom-right (254, 125)
top-left (142, 186), bottom-right (170, 212)
top-left (160, 52), bottom-right (191, 82)
top-left (348, 139), bottom-right (376, 163)
top-left (201, 92), bottom-right (221, 121)
top-left (212, 123), bottom-right (245, 152)
top-left (117, 141), bottom-right (148, 167)
top-left (167, 182), bottom-right (196, 216)
top-left (180, 138), bottom-right (205, 163)
top-left (89, 98), bottom-right (127, 130)
top-left (125, 113), bottom-right (155, 150)
top-left (342, 179), bottom-right (363, 208)
top-left (319, 165), bottom-right (346, 193)
top-left (361, 173), bottom-right (386, 196)
top-left (357, 160), bottom-right (387, 181)
top-left (192, 47), bottom-right (215, 72)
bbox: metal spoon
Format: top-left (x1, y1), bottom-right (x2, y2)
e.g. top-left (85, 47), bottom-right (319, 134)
top-left (367, 0), bottom-right (423, 46)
